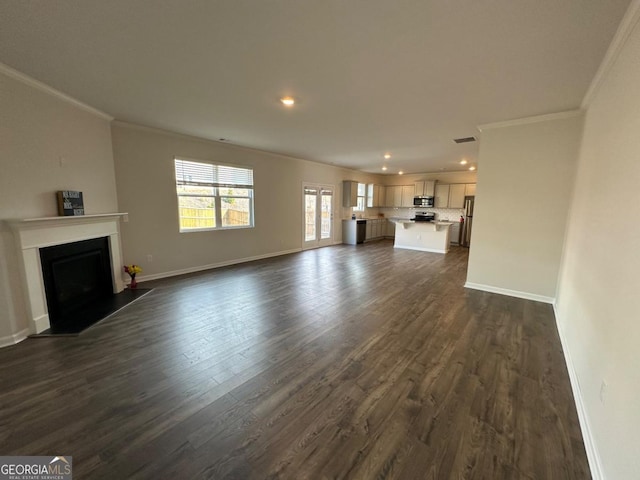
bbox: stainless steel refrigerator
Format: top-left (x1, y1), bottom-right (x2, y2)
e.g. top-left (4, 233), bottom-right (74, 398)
top-left (461, 196), bottom-right (474, 247)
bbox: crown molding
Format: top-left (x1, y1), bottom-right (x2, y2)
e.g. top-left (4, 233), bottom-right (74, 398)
top-left (477, 110), bottom-right (583, 132)
top-left (0, 62), bottom-right (113, 121)
top-left (582, 0), bottom-right (640, 108)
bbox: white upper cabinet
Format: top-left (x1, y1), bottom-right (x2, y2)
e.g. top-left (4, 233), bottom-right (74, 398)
top-left (401, 185), bottom-right (414, 206)
top-left (465, 183), bottom-right (477, 196)
top-left (343, 181), bottom-right (358, 207)
top-left (424, 180), bottom-right (436, 197)
top-left (377, 185), bottom-right (386, 207)
top-left (367, 184), bottom-right (385, 207)
top-left (448, 184), bottom-right (466, 208)
top-left (384, 186), bottom-right (400, 207)
top-left (434, 184), bottom-right (450, 208)
top-left (414, 180), bottom-right (436, 197)
top-left (367, 184), bottom-right (374, 208)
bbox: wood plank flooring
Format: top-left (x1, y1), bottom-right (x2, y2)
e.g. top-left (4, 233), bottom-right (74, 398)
top-left (0, 241), bottom-right (590, 479)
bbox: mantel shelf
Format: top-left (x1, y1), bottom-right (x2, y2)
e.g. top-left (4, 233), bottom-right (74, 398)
top-left (6, 213), bottom-right (128, 230)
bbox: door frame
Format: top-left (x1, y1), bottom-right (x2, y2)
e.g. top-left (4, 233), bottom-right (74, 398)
top-left (302, 183), bottom-right (335, 250)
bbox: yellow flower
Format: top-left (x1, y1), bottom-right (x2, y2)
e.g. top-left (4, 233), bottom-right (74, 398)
top-left (124, 264), bottom-right (142, 275)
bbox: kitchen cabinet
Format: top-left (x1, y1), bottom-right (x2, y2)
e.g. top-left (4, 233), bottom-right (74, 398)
top-left (434, 184), bottom-right (450, 208)
top-left (364, 219), bottom-right (386, 242)
top-left (367, 184), bottom-right (374, 207)
top-left (401, 186), bottom-right (414, 206)
top-left (382, 187), bottom-right (391, 207)
top-left (386, 220), bottom-right (396, 237)
top-left (450, 222), bottom-right (461, 245)
top-left (343, 181), bottom-right (358, 207)
top-left (465, 183), bottom-right (476, 196)
top-left (414, 180), bottom-right (436, 197)
top-left (367, 184), bottom-right (386, 207)
top-left (384, 186), bottom-right (402, 207)
top-left (383, 185), bottom-right (418, 207)
top-left (377, 186), bottom-right (386, 207)
top-left (448, 184), bottom-right (466, 208)
top-left (365, 222), bottom-right (372, 240)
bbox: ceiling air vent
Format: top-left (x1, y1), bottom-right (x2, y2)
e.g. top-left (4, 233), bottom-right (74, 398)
top-left (453, 136), bottom-right (477, 144)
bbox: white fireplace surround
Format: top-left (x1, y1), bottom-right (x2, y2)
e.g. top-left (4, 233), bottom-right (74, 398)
top-left (7, 213), bottom-right (128, 334)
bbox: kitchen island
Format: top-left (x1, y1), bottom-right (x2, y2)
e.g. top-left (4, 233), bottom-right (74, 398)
top-left (393, 220), bottom-right (454, 253)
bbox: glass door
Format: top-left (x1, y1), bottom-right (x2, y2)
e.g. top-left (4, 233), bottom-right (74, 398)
top-left (303, 184), bottom-right (334, 249)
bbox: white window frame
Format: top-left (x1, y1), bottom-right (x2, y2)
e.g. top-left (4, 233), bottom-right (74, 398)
top-left (174, 157), bottom-right (254, 233)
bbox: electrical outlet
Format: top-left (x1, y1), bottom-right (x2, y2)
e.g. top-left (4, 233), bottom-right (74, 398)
top-left (600, 380), bottom-right (608, 403)
top-left (146, 254), bottom-right (153, 263)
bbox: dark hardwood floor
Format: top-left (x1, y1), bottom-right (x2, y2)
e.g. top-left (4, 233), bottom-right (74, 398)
top-left (0, 241), bottom-right (590, 479)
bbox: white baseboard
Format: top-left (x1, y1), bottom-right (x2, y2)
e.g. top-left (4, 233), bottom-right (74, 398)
top-left (0, 328), bottom-right (29, 348)
top-left (135, 248), bottom-right (303, 282)
top-left (34, 314), bottom-right (50, 333)
top-left (553, 303), bottom-right (603, 480)
top-left (464, 282), bottom-right (555, 304)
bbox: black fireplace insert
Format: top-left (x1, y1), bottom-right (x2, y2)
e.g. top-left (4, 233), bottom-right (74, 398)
top-left (40, 237), bottom-right (114, 332)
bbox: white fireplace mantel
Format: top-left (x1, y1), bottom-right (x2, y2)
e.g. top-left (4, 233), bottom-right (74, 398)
top-left (7, 213), bottom-right (129, 334)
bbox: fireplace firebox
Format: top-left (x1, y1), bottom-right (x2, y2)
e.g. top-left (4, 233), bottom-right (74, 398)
top-left (40, 237), bottom-right (114, 332)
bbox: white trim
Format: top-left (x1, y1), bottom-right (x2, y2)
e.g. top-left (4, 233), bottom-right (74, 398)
top-left (477, 110), bottom-right (583, 132)
top-left (6, 213), bottom-right (128, 231)
top-left (0, 328), bottom-right (30, 348)
top-left (393, 245), bottom-right (447, 254)
top-left (552, 303), bottom-right (603, 480)
top-left (135, 248), bottom-right (302, 282)
top-left (464, 282), bottom-right (555, 304)
top-left (582, 0), bottom-right (640, 108)
top-left (33, 314), bottom-right (50, 333)
top-left (0, 62), bottom-right (114, 121)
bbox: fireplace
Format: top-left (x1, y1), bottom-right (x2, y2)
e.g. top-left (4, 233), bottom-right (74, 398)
top-left (7, 213), bottom-right (128, 334)
top-left (40, 237), bottom-right (114, 332)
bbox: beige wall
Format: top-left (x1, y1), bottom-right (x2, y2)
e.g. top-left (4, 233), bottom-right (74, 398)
top-left (0, 69), bottom-right (118, 343)
top-left (555, 14), bottom-right (640, 479)
top-left (111, 123), bottom-right (380, 280)
top-left (465, 113), bottom-right (583, 300)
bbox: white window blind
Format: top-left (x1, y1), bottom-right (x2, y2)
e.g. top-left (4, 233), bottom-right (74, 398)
top-left (175, 159), bottom-right (254, 188)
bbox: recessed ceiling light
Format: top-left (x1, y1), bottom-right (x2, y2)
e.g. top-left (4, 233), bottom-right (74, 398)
top-left (382, 166), bottom-right (388, 171)
top-left (460, 159), bottom-right (468, 165)
top-left (280, 96), bottom-right (295, 106)
top-left (398, 171), bottom-right (404, 175)
top-left (384, 153), bottom-right (391, 159)
top-left (469, 166), bottom-right (476, 171)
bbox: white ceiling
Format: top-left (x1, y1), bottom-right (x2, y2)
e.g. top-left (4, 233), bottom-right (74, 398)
top-left (0, 0), bottom-right (631, 174)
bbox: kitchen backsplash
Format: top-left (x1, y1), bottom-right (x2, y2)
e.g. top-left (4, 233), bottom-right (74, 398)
top-left (342, 206), bottom-right (464, 221)
top-left (378, 207), bottom-right (464, 221)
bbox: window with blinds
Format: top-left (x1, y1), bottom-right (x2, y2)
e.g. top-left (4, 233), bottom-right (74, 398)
top-left (174, 158), bottom-right (254, 232)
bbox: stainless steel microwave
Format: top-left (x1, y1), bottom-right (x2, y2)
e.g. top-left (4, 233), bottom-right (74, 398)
top-left (413, 196), bottom-right (434, 207)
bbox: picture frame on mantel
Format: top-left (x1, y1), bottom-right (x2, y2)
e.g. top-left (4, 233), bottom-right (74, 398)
top-left (56, 190), bottom-right (85, 216)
